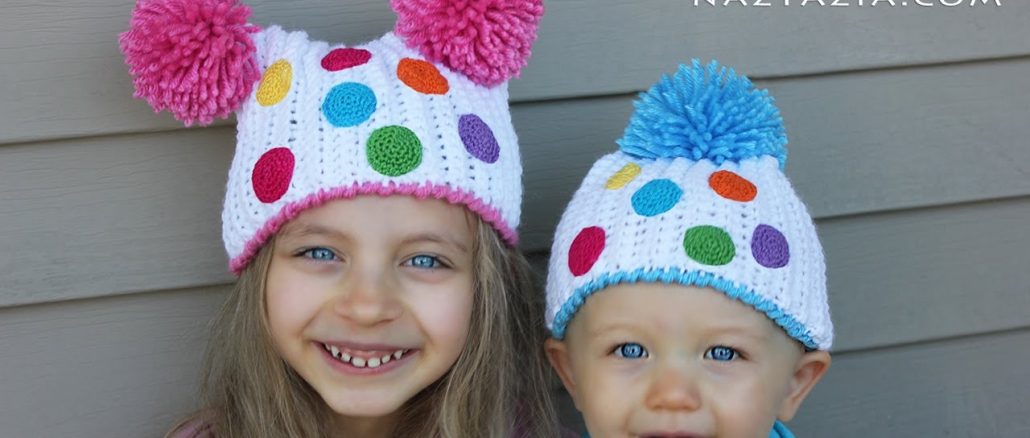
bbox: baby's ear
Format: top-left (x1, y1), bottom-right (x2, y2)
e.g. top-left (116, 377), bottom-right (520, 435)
top-left (777, 350), bottom-right (831, 421)
top-left (390, 0), bottom-right (544, 87)
top-left (544, 338), bottom-right (580, 407)
top-left (119, 0), bottom-right (262, 126)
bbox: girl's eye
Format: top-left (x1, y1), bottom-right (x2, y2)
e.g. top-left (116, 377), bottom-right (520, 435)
top-left (407, 254), bottom-right (443, 269)
top-left (705, 346), bottom-right (740, 362)
top-left (301, 247), bottom-right (338, 261)
top-left (613, 342), bottom-right (648, 359)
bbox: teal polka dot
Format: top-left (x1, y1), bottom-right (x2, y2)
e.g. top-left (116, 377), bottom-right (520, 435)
top-left (322, 82), bottom-right (376, 127)
top-left (631, 179), bottom-right (683, 217)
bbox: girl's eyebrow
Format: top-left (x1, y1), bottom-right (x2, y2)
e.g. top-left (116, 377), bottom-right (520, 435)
top-left (279, 223), bottom-right (352, 242)
top-left (400, 233), bottom-right (470, 254)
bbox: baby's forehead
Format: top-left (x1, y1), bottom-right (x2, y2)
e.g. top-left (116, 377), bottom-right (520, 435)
top-left (569, 282), bottom-right (786, 340)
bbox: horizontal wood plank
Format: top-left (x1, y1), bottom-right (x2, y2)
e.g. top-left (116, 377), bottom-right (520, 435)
top-left (0, 130), bottom-right (235, 306)
top-left (790, 328), bottom-right (1030, 437)
top-left (0, 285), bottom-right (226, 438)
top-left (3, 0), bottom-right (1028, 144)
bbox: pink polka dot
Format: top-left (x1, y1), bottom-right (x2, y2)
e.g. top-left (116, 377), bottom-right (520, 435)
top-left (569, 226), bottom-right (606, 277)
top-left (252, 147), bottom-right (294, 203)
top-left (322, 48), bottom-right (372, 72)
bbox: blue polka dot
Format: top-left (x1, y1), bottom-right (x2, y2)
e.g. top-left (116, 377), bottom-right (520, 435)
top-left (631, 179), bottom-right (683, 217)
top-left (322, 82), bottom-right (377, 127)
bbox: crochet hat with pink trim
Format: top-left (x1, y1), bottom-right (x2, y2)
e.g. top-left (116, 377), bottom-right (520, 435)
top-left (545, 60), bottom-right (833, 351)
top-left (119, 0), bottom-right (543, 273)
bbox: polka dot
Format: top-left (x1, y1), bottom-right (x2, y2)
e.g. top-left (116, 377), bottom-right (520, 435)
top-left (322, 82), bottom-right (377, 127)
top-left (683, 225), bottom-right (735, 266)
top-left (605, 163), bottom-right (641, 190)
top-left (397, 58), bottom-right (449, 95)
top-left (256, 59), bottom-right (291, 106)
top-left (252, 147), bottom-right (294, 203)
top-left (458, 114), bottom-right (499, 163)
top-left (631, 179), bottom-right (683, 217)
top-left (752, 224), bottom-right (790, 268)
top-left (321, 48), bottom-right (372, 71)
top-left (367, 126), bottom-right (423, 176)
top-left (568, 226), bottom-right (606, 277)
top-left (709, 170), bottom-right (757, 202)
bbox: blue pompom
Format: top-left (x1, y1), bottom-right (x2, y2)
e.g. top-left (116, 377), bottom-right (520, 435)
top-left (617, 59), bottom-right (787, 167)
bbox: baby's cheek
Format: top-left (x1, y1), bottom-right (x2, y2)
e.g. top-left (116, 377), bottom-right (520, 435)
top-left (576, 362), bottom-right (637, 434)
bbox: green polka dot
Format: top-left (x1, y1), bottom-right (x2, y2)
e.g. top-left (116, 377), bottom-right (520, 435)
top-left (367, 126), bottom-right (422, 176)
top-left (683, 225), bottom-right (735, 266)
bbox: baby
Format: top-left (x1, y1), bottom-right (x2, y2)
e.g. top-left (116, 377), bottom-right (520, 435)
top-left (544, 60), bottom-right (833, 438)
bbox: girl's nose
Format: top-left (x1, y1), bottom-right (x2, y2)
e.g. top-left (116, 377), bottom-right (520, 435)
top-left (643, 362), bottom-right (702, 412)
top-left (333, 267), bottom-right (403, 326)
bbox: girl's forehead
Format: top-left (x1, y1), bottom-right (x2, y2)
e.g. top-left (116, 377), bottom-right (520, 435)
top-left (279, 196), bottom-right (474, 246)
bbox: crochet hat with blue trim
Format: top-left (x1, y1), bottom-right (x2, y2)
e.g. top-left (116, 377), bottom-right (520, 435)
top-left (119, 0), bottom-right (543, 274)
top-left (545, 60), bottom-right (833, 350)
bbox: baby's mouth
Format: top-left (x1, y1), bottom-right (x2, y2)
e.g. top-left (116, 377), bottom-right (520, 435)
top-left (320, 342), bottom-right (412, 369)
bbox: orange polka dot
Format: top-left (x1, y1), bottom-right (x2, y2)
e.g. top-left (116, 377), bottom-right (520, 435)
top-left (397, 58), bottom-right (449, 95)
top-left (709, 170), bottom-right (757, 202)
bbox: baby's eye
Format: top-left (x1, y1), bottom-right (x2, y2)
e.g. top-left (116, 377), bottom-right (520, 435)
top-left (613, 342), bottom-right (648, 359)
top-left (704, 346), bottom-right (740, 362)
top-left (301, 247), bottom-right (338, 261)
top-left (406, 254), bottom-right (444, 269)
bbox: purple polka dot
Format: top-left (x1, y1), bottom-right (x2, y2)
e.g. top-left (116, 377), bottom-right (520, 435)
top-left (752, 224), bottom-right (790, 268)
top-left (458, 114), bottom-right (499, 163)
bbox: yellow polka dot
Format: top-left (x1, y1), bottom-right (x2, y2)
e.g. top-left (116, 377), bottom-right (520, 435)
top-left (605, 163), bottom-right (642, 189)
top-left (256, 59), bottom-right (292, 106)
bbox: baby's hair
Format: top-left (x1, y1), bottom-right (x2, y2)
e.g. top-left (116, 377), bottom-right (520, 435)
top-left (168, 216), bottom-right (558, 437)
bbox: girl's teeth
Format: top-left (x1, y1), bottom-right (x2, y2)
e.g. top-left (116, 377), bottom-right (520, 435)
top-left (323, 344), bottom-right (409, 367)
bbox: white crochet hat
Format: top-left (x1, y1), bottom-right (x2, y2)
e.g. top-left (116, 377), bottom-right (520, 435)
top-left (120, 0), bottom-right (543, 273)
top-left (545, 60), bottom-right (833, 350)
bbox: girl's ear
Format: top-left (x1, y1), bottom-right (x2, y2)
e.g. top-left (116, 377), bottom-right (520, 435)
top-left (390, 0), bottom-right (544, 87)
top-left (544, 338), bottom-right (580, 408)
top-left (119, 0), bottom-right (262, 126)
top-left (777, 350), bottom-right (831, 421)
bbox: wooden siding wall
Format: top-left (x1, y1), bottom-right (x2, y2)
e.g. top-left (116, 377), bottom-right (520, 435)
top-left (2, 1), bottom-right (1028, 436)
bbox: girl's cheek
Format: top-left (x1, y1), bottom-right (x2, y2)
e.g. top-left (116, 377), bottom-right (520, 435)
top-left (409, 284), bottom-right (475, 346)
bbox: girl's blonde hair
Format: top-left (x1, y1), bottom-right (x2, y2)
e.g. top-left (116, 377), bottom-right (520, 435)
top-left (169, 217), bottom-right (559, 437)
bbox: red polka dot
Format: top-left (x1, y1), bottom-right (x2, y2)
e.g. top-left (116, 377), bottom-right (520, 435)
top-left (397, 58), bottom-right (449, 95)
top-left (322, 48), bottom-right (372, 72)
top-left (252, 147), bottom-right (294, 203)
top-left (709, 170), bottom-right (757, 202)
top-left (568, 226), bottom-right (606, 277)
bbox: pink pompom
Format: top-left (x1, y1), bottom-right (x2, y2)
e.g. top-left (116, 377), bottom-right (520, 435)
top-left (119, 0), bottom-right (261, 126)
top-left (391, 0), bottom-right (544, 87)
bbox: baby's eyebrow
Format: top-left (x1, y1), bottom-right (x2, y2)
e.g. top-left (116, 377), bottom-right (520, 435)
top-left (586, 321), bottom-right (642, 338)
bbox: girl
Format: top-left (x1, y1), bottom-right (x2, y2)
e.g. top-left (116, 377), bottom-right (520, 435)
top-left (119, 0), bottom-right (557, 436)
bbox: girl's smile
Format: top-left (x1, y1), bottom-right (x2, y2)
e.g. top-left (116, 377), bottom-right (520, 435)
top-left (317, 341), bottom-right (416, 375)
top-left (265, 195), bottom-right (475, 425)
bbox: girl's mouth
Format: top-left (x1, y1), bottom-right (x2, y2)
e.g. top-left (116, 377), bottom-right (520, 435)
top-left (318, 342), bottom-right (414, 370)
